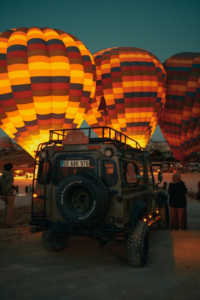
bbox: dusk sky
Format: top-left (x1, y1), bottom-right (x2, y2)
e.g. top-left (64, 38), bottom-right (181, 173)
top-left (0, 0), bottom-right (200, 142)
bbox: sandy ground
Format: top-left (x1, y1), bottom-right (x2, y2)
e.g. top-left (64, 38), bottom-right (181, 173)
top-left (12, 178), bottom-right (32, 196)
top-left (0, 174), bottom-right (200, 299)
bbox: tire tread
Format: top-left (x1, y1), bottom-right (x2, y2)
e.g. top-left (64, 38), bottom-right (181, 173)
top-left (126, 220), bottom-right (149, 267)
top-left (157, 202), bottom-right (169, 229)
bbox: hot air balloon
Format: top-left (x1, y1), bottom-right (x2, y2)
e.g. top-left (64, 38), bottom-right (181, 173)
top-left (0, 27), bottom-right (96, 157)
top-left (159, 52), bottom-right (200, 164)
top-left (85, 47), bottom-right (166, 148)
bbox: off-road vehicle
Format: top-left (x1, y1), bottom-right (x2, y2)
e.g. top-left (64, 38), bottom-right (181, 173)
top-left (30, 127), bottom-right (169, 267)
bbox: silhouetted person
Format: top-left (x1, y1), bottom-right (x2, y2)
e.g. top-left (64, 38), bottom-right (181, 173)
top-left (25, 186), bottom-right (28, 196)
top-left (28, 184), bottom-right (32, 196)
top-left (163, 181), bottom-right (167, 192)
top-left (169, 173), bottom-right (187, 231)
top-left (15, 185), bottom-right (19, 196)
top-left (197, 181), bottom-right (200, 200)
top-left (0, 163), bottom-right (15, 228)
top-left (32, 187), bottom-right (35, 195)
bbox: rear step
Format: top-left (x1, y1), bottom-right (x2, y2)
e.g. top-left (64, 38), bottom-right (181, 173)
top-left (29, 226), bottom-right (43, 233)
top-left (148, 216), bottom-right (161, 227)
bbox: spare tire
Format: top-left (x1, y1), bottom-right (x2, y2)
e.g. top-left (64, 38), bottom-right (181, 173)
top-left (55, 173), bottom-right (108, 226)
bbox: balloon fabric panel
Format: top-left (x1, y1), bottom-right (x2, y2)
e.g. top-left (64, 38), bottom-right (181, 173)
top-left (159, 52), bottom-right (200, 163)
top-left (0, 27), bottom-right (95, 156)
top-left (85, 47), bottom-right (166, 148)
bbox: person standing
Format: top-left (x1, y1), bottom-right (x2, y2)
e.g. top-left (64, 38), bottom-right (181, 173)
top-left (28, 184), bottom-right (32, 196)
top-left (31, 186), bottom-right (35, 195)
top-left (25, 185), bottom-right (28, 196)
top-left (168, 173), bottom-right (187, 231)
top-left (162, 181), bottom-right (167, 192)
top-left (15, 185), bottom-right (19, 196)
top-left (0, 163), bottom-right (15, 228)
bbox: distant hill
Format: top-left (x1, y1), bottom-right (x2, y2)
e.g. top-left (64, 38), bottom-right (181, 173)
top-left (0, 146), bottom-right (34, 170)
top-left (145, 139), bottom-right (171, 153)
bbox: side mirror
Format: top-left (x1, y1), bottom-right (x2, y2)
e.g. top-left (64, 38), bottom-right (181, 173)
top-left (158, 171), bottom-right (163, 182)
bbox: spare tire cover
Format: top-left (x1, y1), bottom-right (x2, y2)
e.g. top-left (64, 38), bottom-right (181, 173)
top-left (55, 173), bottom-right (108, 226)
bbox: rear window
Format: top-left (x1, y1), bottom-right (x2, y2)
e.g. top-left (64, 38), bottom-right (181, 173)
top-left (37, 159), bottom-right (51, 185)
top-left (138, 163), bottom-right (147, 185)
top-left (101, 159), bottom-right (118, 186)
top-left (53, 154), bottom-right (97, 186)
top-left (121, 160), bottom-right (138, 187)
top-left (147, 165), bottom-right (154, 185)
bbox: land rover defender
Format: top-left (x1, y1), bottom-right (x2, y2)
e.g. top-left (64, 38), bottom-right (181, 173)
top-left (30, 127), bottom-right (169, 267)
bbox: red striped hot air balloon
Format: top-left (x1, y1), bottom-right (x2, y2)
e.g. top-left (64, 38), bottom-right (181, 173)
top-left (0, 27), bottom-right (96, 157)
top-left (159, 52), bottom-right (200, 164)
top-left (85, 47), bottom-right (166, 148)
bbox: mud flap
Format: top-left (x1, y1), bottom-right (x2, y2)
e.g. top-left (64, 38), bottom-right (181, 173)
top-left (131, 200), bottom-right (147, 228)
top-left (158, 191), bottom-right (168, 208)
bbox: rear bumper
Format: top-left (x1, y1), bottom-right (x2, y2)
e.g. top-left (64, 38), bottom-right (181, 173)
top-left (29, 220), bottom-right (122, 235)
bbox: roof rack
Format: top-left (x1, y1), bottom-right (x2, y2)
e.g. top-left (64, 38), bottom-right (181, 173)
top-left (48, 127), bottom-right (150, 158)
top-left (49, 126), bottom-right (143, 147)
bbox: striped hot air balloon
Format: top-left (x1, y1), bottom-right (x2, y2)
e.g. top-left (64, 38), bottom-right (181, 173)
top-left (0, 27), bottom-right (96, 157)
top-left (85, 47), bottom-right (166, 148)
top-left (159, 52), bottom-right (200, 164)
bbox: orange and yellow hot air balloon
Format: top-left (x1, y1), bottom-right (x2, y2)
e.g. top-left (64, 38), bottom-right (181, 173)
top-left (85, 47), bottom-right (166, 148)
top-left (0, 27), bottom-right (96, 157)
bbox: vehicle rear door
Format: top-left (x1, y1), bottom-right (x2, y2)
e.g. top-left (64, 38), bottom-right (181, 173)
top-left (147, 165), bottom-right (157, 214)
top-left (137, 163), bottom-right (150, 215)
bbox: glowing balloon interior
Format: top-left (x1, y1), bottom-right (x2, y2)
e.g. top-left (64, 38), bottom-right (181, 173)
top-left (0, 27), bottom-right (96, 157)
top-left (159, 52), bottom-right (200, 164)
top-left (85, 47), bottom-right (166, 148)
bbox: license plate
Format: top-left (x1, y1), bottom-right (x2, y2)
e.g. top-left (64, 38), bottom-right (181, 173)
top-left (61, 160), bottom-right (90, 167)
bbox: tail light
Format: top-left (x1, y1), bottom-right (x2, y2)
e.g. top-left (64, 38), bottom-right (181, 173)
top-left (117, 196), bottom-right (123, 202)
top-left (117, 218), bottom-right (123, 223)
top-left (88, 146), bottom-right (100, 149)
top-left (53, 147), bottom-right (64, 151)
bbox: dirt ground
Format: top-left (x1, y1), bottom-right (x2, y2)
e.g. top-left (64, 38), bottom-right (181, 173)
top-left (0, 201), bottom-right (200, 300)
top-left (1, 175), bottom-right (200, 300)
top-left (12, 178), bottom-right (32, 196)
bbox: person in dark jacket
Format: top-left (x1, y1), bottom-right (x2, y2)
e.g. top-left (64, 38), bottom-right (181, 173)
top-left (15, 185), bottom-right (19, 196)
top-left (168, 173), bottom-right (187, 231)
top-left (163, 181), bottom-right (167, 192)
top-left (0, 163), bottom-right (15, 228)
top-left (25, 186), bottom-right (28, 196)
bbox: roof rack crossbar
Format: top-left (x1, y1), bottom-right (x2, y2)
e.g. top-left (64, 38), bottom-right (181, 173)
top-left (49, 126), bottom-right (145, 152)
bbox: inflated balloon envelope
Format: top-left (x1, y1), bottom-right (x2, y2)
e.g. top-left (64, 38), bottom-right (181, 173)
top-left (0, 27), bottom-right (96, 157)
top-left (159, 52), bottom-right (200, 164)
top-left (85, 47), bottom-right (166, 148)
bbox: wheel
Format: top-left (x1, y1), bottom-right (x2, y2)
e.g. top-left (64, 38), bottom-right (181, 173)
top-left (55, 173), bottom-right (108, 226)
top-left (126, 220), bottom-right (149, 267)
top-left (157, 201), bottom-right (169, 229)
top-left (42, 230), bottom-right (68, 252)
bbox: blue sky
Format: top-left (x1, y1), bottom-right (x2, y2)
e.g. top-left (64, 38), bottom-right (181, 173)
top-left (0, 0), bottom-right (200, 141)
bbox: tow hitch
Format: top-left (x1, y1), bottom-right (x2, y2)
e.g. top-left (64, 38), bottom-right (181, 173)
top-left (29, 226), bottom-right (43, 233)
